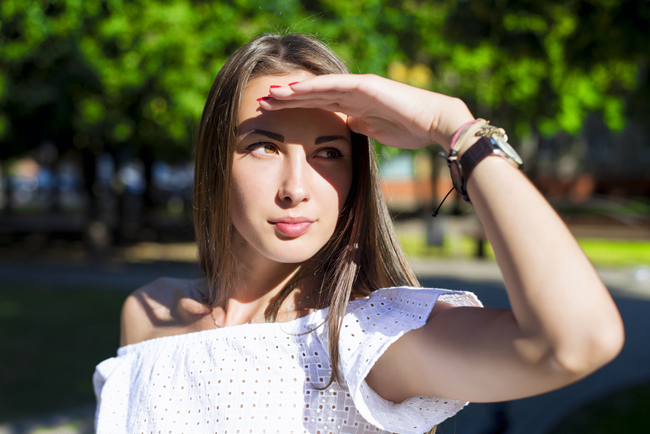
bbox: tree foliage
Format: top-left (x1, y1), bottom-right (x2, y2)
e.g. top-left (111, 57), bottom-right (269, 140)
top-left (1, 0), bottom-right (648, 160)
top-left (435, 0), bottom-right (649, 138)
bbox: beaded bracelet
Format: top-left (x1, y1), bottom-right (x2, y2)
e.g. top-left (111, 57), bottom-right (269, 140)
top-left (452, 119), bottom-right (489, 156)
top-left (450, 119), bottom-right (480, 151)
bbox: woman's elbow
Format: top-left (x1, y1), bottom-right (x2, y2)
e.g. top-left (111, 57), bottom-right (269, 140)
top-left (552, 317), bottom-right (625, 376)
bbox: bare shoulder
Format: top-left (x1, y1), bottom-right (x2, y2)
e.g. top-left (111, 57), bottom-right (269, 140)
top-left (428, 298), bottom-right (457, 317)
top-left (120, 277), bottom-right (208, 347)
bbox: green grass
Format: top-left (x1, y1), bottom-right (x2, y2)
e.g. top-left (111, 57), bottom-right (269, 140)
top-left (578, 239), bottom-right (650, 267)
top-left (398, 234), bottom-right (650, 268)
top-left (550, 381), bottom-right (650, 434)
top-left (398, 233), bottom-right (496, 260)
top-left (0, 285), bottom-right (126, 422)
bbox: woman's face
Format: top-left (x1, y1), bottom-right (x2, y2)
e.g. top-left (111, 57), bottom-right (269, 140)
top-left (229, 71), bottom-right (353, 266)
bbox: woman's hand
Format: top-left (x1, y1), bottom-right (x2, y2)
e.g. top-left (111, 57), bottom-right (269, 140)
top-left (261, 74), bottom-right (474, 151)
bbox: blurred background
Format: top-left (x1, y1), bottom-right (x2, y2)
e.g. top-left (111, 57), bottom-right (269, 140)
top-left (1, 0), bottom-right (649, 433)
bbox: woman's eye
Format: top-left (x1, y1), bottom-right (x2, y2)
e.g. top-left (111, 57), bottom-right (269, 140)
top-left (316, 148), bottom-right (344, 159)
top-left (246, 142), bottom-right (277, 155)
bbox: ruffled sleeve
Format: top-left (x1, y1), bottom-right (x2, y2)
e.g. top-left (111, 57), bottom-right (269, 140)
top-left (321, 286), bottom-right (482, 434)
top-left (93, 349), bottom-right (137, 433)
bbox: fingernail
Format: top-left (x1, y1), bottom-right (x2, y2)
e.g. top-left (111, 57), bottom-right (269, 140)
top-left (288, 82), bottom-right (300, 86)
top-left (269, 85), bottom-right (281, 88)
top-left (256, 96), bottom-right (272, 101)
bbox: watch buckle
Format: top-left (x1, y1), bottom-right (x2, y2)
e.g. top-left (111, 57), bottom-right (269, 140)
top-left (476, 124), bottom-right (508, 143)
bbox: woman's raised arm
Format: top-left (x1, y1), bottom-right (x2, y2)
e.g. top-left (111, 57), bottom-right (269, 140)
top-left (262, 74), bottom-right (624, 403)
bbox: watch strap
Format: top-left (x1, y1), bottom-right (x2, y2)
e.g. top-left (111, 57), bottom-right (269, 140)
top-left (447, 121), bottom-right (524, 206)
top-left (447, 136), bottom-right (494, 204)
top-left (459, 136), bottom-right (496, 183)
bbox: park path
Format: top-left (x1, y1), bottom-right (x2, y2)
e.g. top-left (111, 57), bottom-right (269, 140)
top-left (1, 257), bottom-right (649, 434)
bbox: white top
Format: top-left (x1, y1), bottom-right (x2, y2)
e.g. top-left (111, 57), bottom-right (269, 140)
top-left (94, 286), bottom-right (482, 434)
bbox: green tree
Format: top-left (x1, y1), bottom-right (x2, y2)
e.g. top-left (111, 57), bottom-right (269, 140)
top-left (1, 0), bottom-right (648, 219)
top-left (3, 0), bottom-right (649, 156)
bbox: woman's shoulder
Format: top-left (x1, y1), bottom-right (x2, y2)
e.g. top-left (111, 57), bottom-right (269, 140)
top-left (120, 277), bottom-right (208, 347)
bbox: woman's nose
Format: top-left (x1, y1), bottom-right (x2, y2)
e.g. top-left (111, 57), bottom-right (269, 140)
top-left (278, 154), bottom-right (311, 205)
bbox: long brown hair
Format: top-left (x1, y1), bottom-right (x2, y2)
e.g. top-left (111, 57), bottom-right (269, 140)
top-left (193, 33), bottom-right (419, 386)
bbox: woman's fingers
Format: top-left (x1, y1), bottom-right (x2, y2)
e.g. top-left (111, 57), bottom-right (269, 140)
top-left (275, 74), bottom-right (365, 95)
top-left (266, 88), bottom-right (348, 102)
top-left (266, 74), bottom-right (377, 107)
top-left (258, 97), bottom-right (347, 114)
top-left (264, 78), bottom-right (367, 112)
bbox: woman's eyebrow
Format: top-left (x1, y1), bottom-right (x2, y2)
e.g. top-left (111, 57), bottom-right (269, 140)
top-left (240, 129), bottom-right (284, 142)
top-left (315, 135), bottom-right (349, 145)
top-left (240, 129), bottom-right (348, 145)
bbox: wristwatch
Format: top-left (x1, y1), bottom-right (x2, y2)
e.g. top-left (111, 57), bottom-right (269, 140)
top-left (447, 124), bottom-right (524, 204)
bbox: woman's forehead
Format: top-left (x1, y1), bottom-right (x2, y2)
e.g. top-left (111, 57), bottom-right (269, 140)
top-left (238, 73), bottom-right (350, 139)
top-left (237, 108), bottom-right (350, 143)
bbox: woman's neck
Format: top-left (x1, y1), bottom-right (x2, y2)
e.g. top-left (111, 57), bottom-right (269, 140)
top-left (212, 257), bottom-right (315, 327)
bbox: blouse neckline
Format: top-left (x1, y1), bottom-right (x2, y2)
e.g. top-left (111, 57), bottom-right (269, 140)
top-left (116, 296), bottom-right (374, 355)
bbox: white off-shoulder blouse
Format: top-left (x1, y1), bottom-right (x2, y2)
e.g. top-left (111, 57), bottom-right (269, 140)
top-left (94, 286), bottom-right (482, 434)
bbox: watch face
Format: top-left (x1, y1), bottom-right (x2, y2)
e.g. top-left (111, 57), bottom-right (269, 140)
top-left (492, 136), bottom-right (523, 166)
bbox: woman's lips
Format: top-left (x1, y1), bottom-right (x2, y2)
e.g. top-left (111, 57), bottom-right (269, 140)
top-left (270, 220), bottom-right (314, 237)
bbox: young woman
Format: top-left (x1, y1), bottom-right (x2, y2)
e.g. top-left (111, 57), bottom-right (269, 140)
top-left (94, 33), bottom-right (624, 434)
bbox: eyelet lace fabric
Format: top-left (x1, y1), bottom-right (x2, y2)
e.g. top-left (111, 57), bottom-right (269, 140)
top-left (94, 287), bottom-right (481, 434)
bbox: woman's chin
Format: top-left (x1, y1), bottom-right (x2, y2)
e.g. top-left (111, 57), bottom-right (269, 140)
top-left (266, 250), bottom-right (319, 265)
